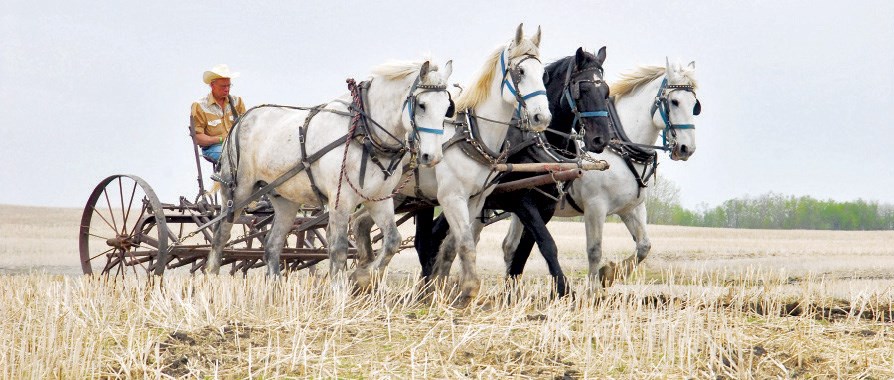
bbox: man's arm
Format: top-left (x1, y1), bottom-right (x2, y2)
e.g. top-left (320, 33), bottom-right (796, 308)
top-left (195, 132), bottom-right (222, 147)
top-left (191, 102), bottom-right (221, 147)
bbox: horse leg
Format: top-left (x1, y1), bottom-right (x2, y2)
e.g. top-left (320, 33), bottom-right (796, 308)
top-left (515, 200), bottom-right (569, 297)
top-left (433, 196), bottom-right (480, 308)
top-left (432, 215), bottom-right (458, 279)
top-left (413, 207), bottom-right (436, 278)
top-left (326, 205), bottom-right (353, 290)
top-left (361, 199), bottom-right (401, 284)
top-left (502, 215), bottom-right (536, 277)
top-left (350, 210), bottom-right (376, 269)
top-left (206, 185), bottom-right (251, 275)
top-left (617, 202), bottom-right (651, 280)
top-left (263, 198), bottom-right (301, 277)
top-left (583, 203), bottom-right (608, 294)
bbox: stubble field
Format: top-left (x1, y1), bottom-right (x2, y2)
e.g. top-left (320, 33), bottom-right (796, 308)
top-left (1, 204), bottom-right (893, 378)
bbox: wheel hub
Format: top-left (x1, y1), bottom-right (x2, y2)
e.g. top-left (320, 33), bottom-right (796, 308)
top-left (106, 235), bottom-right (133, 250)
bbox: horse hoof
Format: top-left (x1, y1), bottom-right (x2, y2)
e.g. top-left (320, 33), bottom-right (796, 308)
top-left (451, 295), bottom-right (474, 309)
top-left (599, 261), bottom-right (619, 288)
top-left (349, 269), bottom-right (373, 292)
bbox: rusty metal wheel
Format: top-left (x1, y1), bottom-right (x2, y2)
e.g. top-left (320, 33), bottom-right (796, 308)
top-left (79, 175), bottom-right (170, 277)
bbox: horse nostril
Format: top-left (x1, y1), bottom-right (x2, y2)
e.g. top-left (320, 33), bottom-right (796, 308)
top-left (421, 153), bottom-right (431, 163)
top-left (533, 114), bottom-right (541, 124)
top-left (680, 145), bottom-right (689, 154)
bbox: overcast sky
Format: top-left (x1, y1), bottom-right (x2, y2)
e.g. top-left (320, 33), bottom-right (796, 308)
top-left (2, 1), bottom-right (893, 209)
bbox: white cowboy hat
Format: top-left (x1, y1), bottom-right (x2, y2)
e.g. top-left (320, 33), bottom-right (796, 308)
top-left (203, 64), bottom-right (240, 84)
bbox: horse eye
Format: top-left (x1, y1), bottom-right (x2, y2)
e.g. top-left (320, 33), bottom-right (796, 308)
top-left (519, 68), bottom-right (525, 76)
top-left (418, 103), bottom-right (426, 111)
top-left (671, 99), bottom-right (679, 107)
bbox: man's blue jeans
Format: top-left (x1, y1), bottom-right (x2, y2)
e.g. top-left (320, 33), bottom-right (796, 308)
top-left (202, 143), bottom-right (222, 163)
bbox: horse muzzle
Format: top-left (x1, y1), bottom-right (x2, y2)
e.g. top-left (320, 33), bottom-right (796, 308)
top-left (671, 143), bottom-right (695, 161)
top-left (587, 135), bottom-right (607, 154)
top-left (527, 112), bottom-right (551, 132)
top-left (418, 153), bottom-right (442, 168)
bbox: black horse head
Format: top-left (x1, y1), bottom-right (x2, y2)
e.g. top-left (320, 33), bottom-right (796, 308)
top-left (543, 46), bottom-right (611, 154)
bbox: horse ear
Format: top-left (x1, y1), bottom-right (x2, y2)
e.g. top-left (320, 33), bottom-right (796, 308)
top-left (574, 47), bottom-right (586, 69)
top-left (688, 61), bottom-right (696, 69)
top-left (595, 46), bottom-right (607, 67)
top-left (443, 60), bottom-right (453, 80)
top-left (531, 25), bottom-right (542, 47)
top-left (514, 23), bottom-right (524, 46)
top-left (419, 61), bottom-right (431, 78)
top-left (666, 56), bottom-right (671, 70)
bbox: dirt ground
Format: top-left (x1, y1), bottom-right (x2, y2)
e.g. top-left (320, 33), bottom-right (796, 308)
top-left (3, 203), bottom-right (894, 289)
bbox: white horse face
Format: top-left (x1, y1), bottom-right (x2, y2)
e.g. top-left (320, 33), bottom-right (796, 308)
top-left (406, 60), bottom-right (454, 167)
top-left (502, 25), bottom-right (551, 132)
top-left (655, 60), bottom-right (699, 161)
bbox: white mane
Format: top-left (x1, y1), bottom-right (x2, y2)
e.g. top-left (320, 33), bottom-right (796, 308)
top-left (610, 61), bottom-right (698, 97)
top-left (371, 60), bottom-right (446, 86)
top-left (455, 38), bottom-right (540, 111)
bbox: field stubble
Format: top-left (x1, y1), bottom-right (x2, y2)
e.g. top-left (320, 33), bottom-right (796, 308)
top-left (1, 204), bottom-right (894, 378)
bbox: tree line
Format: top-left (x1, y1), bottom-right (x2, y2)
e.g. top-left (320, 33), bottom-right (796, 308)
top-left (645, 176), bottom-right (894, 230)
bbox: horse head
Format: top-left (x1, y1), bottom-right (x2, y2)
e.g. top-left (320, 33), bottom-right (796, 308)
top-left (654, 59), bottom-right (700, 161)
top-left (565, 46), bottom-right (611, 153)
top-left (401, 60), bottom-right (455, 167)
top-left (501, 23), bottom-right (551, 132)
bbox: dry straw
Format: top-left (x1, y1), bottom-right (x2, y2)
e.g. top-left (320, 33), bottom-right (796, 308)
top-left (0, 269), bottom-right (892, 379)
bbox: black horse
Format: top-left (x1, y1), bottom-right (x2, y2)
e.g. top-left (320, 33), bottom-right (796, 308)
top-left (414, 47), bottom-right (612, 296)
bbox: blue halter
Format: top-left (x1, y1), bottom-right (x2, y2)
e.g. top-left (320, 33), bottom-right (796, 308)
top-left (402, 76), bottom-right (448, 136)
top-left (561, 87), bottom-right (608, 134)
top-left (651, 78), bottom-right (697, 148)
top-left (499, 50), bottom-right (547, 118)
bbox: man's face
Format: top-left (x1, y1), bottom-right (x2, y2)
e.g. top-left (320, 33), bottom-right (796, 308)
top-left (210, 78), bottom-right (231, 99)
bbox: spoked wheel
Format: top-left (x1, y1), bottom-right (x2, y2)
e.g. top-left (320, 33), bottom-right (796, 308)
top-left (79, 175), bottom-right (171, 277)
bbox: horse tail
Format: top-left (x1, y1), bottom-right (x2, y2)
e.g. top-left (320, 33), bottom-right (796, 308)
top-left (207, 181), bottom-right (221, 197)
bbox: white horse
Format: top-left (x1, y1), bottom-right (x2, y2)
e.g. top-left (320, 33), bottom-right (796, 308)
top-left (502, 59), bottom-right (701, 292)
top-left (353, 24), bottom-right (551, 306)
top-left (206, 60), bottom-right (455, 285)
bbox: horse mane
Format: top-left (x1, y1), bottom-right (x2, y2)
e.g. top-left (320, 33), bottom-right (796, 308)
top-left (455, 39), bottom-right (541, 111)
top-left (371, 60), bottom-right (442, 83)
top-left (544, 56), bottom-right (572, 86)
top-left (610, 64), bottom-right (698, 97)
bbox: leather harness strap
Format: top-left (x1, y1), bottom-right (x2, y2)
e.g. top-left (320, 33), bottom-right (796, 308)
top-left (299, 106), bottom-right (329, 206)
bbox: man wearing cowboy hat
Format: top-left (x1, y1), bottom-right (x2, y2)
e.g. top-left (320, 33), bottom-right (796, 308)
top-left (191, 64), bottom-right (246, 163)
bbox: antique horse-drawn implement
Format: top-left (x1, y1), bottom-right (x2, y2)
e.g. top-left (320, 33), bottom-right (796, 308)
top-left (78, 120), bottom-right (343, 277)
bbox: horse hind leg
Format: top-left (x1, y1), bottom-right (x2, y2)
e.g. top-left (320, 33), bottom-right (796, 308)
top-left (354, 199), bottom-right (401, 288)
top-left (583, 205), bottom-right (608, 294)
top-left (413, 207), bottom-right (437, 279)
top-left (263, 198), bottom-right (301, 277)
top-left (616, 203), bottom-right (651, 280)
top-left (206, 183), bottom-right (252, 275)
top-left (515, 202), bottom-right (570, 298)
top-left (326, 205), bottom-right (353, 292)
top-left (350, 209), bottom-right (377, 269)
top-left (436, 196), bottom-right (482, 308)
